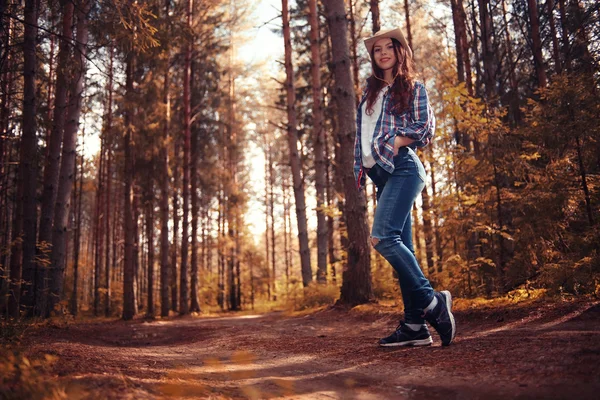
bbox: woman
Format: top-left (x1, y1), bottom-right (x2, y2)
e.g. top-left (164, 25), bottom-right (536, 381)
top-left (354, 28), bottom-right (456, 347)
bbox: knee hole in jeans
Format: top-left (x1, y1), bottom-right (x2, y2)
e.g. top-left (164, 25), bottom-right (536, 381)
top-left (370, 236), bottom-right (380, 247)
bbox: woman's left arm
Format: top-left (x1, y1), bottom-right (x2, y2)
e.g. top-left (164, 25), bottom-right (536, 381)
top-left (395, 82), bottom-right (435, 146)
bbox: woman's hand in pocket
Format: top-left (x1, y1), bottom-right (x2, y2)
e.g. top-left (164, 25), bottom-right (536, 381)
top-left (394, 135), bottom-right (415, 155)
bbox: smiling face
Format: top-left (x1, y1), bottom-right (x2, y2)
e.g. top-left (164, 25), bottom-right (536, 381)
top-left (372, 37), bottom-right (398, 72)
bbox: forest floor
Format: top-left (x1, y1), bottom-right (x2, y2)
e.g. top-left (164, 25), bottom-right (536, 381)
top-left (3, 295), bottom-right (600, 399)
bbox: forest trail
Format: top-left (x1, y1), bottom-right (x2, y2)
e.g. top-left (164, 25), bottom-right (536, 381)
top-left (21, 299), bottom-right (600, 399)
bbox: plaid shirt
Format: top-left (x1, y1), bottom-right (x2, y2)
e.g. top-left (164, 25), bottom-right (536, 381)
top-left (353, 81), bottom-right (435, 190)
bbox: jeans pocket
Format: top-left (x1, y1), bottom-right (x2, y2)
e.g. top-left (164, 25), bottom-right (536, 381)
top-left (407, 149), bottom-right (427, 182)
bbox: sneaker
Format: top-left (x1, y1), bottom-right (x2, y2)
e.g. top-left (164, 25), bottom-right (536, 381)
top-left (423, 290), bottom-right (456, 346)
top-left (379, 321), bottom-right (433, 347)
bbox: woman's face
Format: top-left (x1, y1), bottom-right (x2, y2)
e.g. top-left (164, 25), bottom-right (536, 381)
top-left (373, 38), bottom-right (397, 71)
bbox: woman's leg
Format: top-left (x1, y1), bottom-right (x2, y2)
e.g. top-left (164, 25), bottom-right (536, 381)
top-left (371, 151), bottom-right (433, 324)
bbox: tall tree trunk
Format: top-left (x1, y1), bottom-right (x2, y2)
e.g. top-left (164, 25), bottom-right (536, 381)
top-left (268, 148), bottom-right (276, 298)
top-left (478, 0), bottom-right (497, 102)
top-left (470, 0), bottom-right (483, 97)
top-left (347, 0), bottom-right (360, 102)
top-left (190, 121), bottom-right (200, 313)
top-left (104, 115), bottom-right (113, 317)
top-left (323, 0), bottom-right (372, 305)
top-left (171, 138), bottom-right (179, 312)
top-left (309, 0), bottom-right (328, 284)
top-left (457, 0), bottom-right (473, 95)
top-left (179, 0), bottom-right (193, 316)
top-left (501, 0), bottom-right (521, 126)
top-left (430, 161), bottom-right (443, 272)
top-left (527, 0), bottom-right (548, 87)
top-left (70, 150), bottom-right (83, 316)
top-left (37, 0), bottom-right (74, 316)
top-left (146, 186), bottom-right (154, 318)
top-left (282, 0), bottom-right (312, 287)
top-left (48, 0), bottom-right (90, 317)
top-left (547, 0), bottom-right (562, 74)
top-left (370, 0), bottom-right (380, 33)
top-left (403, 0), bottom-right (413, 50)
top-left (558, 0), bottom-right (570, 71)
top-left (123, 47), bottom-right (136, 320)
top-left (160, 0), bottom-right (171, 318)
top-left (263, 136), bottom-right (271, 299)
top-left (93, 139), bottom-right (105, 315)
top-left (15, 0), bottom-right (40, 318)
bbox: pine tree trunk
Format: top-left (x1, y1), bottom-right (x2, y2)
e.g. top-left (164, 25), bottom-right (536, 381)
top-left (179, 0), bottom-right (193, 316)
top-left (70, 151), bottom-right (83, 316)
top-left (308, 0), bottom-right (328, 284)
top-left (123, 48), bottom-right (136, 321)
top-left (501, 0), bottom-right (521, 126)
top-left (527, 0), bottom-right (548, 87)
top-left (93, 139), bottom-right (105, 315)
top-left (48, 0), bottom-right (90, 317)
top-left (104, 120), bottom-right (113, 317)
top-left (478, 0), bottom-right (497, 102)
top-left (323, 0), bottom-right (373, 305)
top-left (547, 0), bottom-right (562, 74)
top-left (269, 148), bottom-right (276, 298)
top-left (16, 0), bottom-right (40, 318)
top-left (190, 118), bottom-right (200, 313)
top-left (457, 0), bottom-right (473, 95)
top-left (370, 0), bottom-right (380, 33)
top-left (558, 0), bottom-right (570, 71)
top-left (37, 0), bottom-right (74, 316)
top-left (282, 0), bottom-right (313, 287)
top-left (171, 137), bottom-right (179, 312)
top-left (146, 187), bottom-right (155, 318)
top-left (470, 0), bottom-right (483, 98)
top-left (403, 0), bottom-right (413, 50)
top-left (263, 136), bottom-right (271, 299)
top-left (347, 0), bottom-right (360, 102)
top-left (160, 0), bottom-right (171, 318)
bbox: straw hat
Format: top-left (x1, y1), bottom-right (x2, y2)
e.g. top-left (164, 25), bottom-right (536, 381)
top-left (364, 28), bottom-right (413, 59)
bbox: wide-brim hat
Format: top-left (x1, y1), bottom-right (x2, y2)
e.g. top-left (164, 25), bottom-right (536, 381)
top-left (364, 28), bottom-right (413, 60)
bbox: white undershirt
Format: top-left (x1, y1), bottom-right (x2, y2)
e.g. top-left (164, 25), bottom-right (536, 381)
top-left (361, 86), bottom-right (389, 168)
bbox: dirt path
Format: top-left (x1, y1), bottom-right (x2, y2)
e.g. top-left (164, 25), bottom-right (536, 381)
top-left (18, 298), bottom-right (600, 399)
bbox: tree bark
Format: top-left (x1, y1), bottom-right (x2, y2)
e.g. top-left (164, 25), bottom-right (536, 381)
top-left (478, 0), bottom-right (497, 102)
top-left (48, 0), bottom-right (90, 317)
top-left (190, 116), bottom-right (200, 313)
top-left (180, 0), bottom-right (193, 315)
top-left (104, 45), bottom-right (114, 317)
top-left (282, 0), bottom-right (313, 287)
top-left (546, 0), bottom-right (562, 74)
top-left (527, 0), bottom-right (548, 87)
top-left (123, 48), bottom-right (136, 320)
top-left (146, 185), bottom-right (155, 318)
top-left (323, 0), bottom-right (373, 305)
top-left (370, 0), bottom-right (380, 33)
top-left (160, 0), bottom-right (171, 318)
top-left (347, 0), bottom-right (360, 102)
top-left (70, 150), bottom-right (83, 316)
top-left (308, 0), bottom-right (328, 284)
top-left (37, 0), bottom-right (74, 316)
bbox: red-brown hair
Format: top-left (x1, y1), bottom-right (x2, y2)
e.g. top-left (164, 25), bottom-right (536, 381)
top-left (365, 38), bottom-right (416, 116)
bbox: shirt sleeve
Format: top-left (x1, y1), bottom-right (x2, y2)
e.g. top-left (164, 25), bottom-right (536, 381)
top-left (395, 82), bottom-right (435, 147)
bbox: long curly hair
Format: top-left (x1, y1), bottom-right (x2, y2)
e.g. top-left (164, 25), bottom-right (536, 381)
top-left (365, 38), bottom-right (416, 116)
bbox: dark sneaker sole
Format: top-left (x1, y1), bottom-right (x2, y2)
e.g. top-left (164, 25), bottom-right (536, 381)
top-left (441, 290), bottom-right (456, 346)
top-left (379, 337), bottom-right (433, 347)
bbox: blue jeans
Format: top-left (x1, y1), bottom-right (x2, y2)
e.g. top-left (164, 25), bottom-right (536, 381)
top-left (368, 147), bottom-right (434, 325)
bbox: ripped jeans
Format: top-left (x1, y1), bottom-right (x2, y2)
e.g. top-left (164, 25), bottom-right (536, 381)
top-left (367, 147), bottom-right (434, 325)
